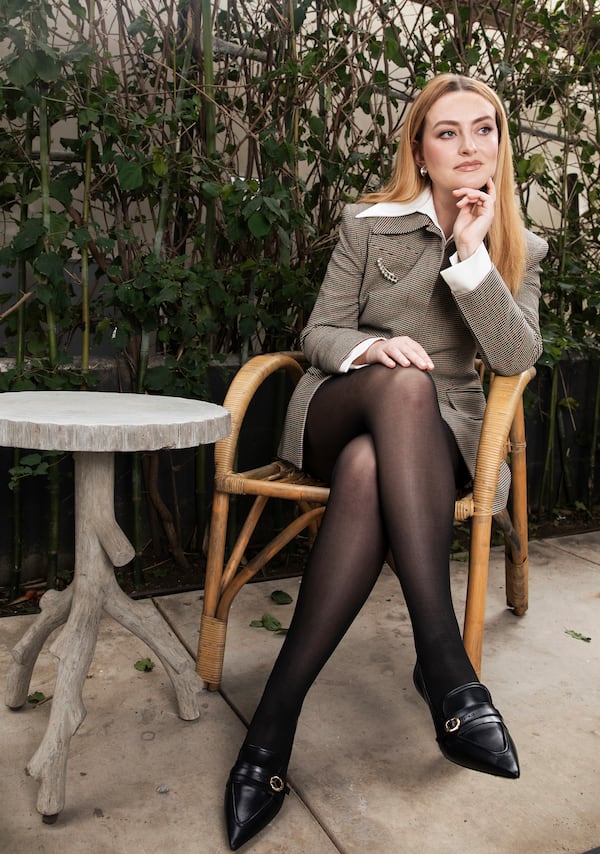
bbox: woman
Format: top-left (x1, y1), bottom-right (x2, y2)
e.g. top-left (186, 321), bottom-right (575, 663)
top-left (225, 73), bottom-right (547, 850)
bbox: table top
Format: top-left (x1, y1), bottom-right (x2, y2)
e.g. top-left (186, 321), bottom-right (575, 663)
top-left (0, 391), bottom-right (231, 452)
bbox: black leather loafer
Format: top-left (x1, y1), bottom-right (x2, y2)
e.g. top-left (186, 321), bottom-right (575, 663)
top-left (225, 744), bottom-right (290, 850)
top-left (413, 664), bottom-right (520, 779)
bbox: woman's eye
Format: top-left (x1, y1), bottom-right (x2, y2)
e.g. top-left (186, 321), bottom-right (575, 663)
top-left (478, 125), bottom-right (494, 135)
top-left (439, 130), bottom-right (454, 138)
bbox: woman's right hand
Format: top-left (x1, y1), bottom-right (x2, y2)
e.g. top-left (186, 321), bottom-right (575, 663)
top-left (358, 337), bottom-right (435, 370)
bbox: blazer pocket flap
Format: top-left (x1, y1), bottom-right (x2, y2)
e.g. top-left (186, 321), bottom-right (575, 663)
top-left (446, 386), bottom-right (485, 420)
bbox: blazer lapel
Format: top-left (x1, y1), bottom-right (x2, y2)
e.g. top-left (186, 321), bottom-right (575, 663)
top-left (371, 212), bottom-right (442, 237)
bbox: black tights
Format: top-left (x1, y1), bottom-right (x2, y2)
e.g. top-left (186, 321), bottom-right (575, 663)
top-left (243, 364), bottom-right (477, 764)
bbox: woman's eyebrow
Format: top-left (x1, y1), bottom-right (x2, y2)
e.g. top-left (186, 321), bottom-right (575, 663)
top-left (432, 114), bottom-right (495, 129)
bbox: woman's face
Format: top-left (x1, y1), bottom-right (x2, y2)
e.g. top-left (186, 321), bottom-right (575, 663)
top-left (416, 90), bottom-right (499, 196)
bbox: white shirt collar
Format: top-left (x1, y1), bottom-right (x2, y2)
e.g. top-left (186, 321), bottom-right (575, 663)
top-left (355, 189), bottom-right (440, 229)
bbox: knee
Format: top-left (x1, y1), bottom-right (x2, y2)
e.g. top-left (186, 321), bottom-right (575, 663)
top-left (388, 364), bottom-right (435, 393)
top-left (380, 365), bottom-right (437, 413)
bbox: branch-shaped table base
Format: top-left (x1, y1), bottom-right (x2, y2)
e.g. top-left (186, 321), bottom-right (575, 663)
top-left (0, 391), bottom-right (230, 822)
top-left (6, 451), bottom-right (204, 820)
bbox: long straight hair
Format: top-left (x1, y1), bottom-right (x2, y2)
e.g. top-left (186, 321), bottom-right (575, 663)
top-left (361, 74), bottom-right (526, 294)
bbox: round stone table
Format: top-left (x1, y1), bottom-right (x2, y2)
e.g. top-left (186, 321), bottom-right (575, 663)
top-left (0, 391), bottom-right (230, 821)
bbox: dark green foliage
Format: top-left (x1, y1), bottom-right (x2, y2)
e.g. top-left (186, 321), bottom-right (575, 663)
top-left (0, 1), bottom-right (598, 592)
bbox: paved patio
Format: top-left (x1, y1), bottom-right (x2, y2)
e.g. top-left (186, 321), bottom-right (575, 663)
top-left (1, 531), bottom-right (598, 853)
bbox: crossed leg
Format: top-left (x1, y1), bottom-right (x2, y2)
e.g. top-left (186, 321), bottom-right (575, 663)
top-left (243, 364), bottom-right (476, 763)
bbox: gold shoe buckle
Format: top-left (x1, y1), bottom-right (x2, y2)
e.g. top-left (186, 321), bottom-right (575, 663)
top-left (445, 716), bottom-right (461, 734)
top-left (269, 775), bottom-right (285, 793)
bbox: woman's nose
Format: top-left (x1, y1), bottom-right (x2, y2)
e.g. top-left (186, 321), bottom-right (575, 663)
top-left (460, 135), bottom-right (477, 154)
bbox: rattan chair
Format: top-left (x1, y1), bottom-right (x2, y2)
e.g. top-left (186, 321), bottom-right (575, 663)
top-left (196, 351), bottom-right (535, 691)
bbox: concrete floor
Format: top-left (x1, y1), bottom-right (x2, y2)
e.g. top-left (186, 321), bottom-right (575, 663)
top-left (0, 531), bottom-right (598, 854)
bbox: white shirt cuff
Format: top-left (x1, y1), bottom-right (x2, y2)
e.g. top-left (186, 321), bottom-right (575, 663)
top-left (340, 337), bottom-right (384, 372)
top-left (440, 243), bottom-right (492, 294)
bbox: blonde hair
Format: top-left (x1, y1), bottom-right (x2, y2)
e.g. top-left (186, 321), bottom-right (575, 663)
top-left (362, 74), bottom-right (526, 293)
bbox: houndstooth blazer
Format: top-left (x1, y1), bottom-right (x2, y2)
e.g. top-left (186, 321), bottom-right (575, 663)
top-left (278, 202), bottom-right (548, 512)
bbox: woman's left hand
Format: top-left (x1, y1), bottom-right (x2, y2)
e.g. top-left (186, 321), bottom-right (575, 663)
top-left (452, 177), bottom-right (496, 261)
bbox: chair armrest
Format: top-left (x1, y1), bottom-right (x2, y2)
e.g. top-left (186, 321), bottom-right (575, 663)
top-left (213, 353), bottom-right (305, 478)
top-left (471, 367), bottom-right (536, 514)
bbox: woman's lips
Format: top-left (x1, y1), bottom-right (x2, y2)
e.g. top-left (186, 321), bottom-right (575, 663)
top-left (456, 162), bottom-right (482, 171)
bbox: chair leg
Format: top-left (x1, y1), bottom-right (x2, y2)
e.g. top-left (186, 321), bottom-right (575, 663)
top-left (197, 613), bottom-right (228, 692)
top-left (505, 546), bottom-right (528, 616)
top-left (215, 504), bottom-right (325, 622)
top-left (197, 493), bottom-right (325, 690)
top-left (505, 402), bottom-right (529, 616)
top-left (196, 490), bottom-right (230, 690)
top-left (462, 512), bottom-right (493, 677)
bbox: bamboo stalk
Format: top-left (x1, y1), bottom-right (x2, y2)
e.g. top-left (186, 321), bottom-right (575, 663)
top-left (9, 112), bottom-right (34, 599)
top-left (588, 363), bottom-right (600, 510)
top-left (539, 366), bottom-right (559, 515)
top-left (556, 407), bottom-right (574, 505)
top-left (38, 90), bottom-right (61, 588)
top-left (131, 453), bottom-right (145, 587)
top-left (46, 457), bottom-right (60, 590)
top-left (38, 96), bottom-right (58, 366)
top-left (200, 0), bottom-right (217, 264)
top-left (195, 445), bottom-right (207, 556)
top-left (10, 449), bottom-right (23, 599)
top-left (79, 0), bottom-right (96, 378)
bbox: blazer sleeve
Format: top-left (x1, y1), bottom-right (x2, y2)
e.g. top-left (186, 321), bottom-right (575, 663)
top-left (301, 205), bottom-right (375, 373)
top-left (453, 229), bottom-right (548, 376)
